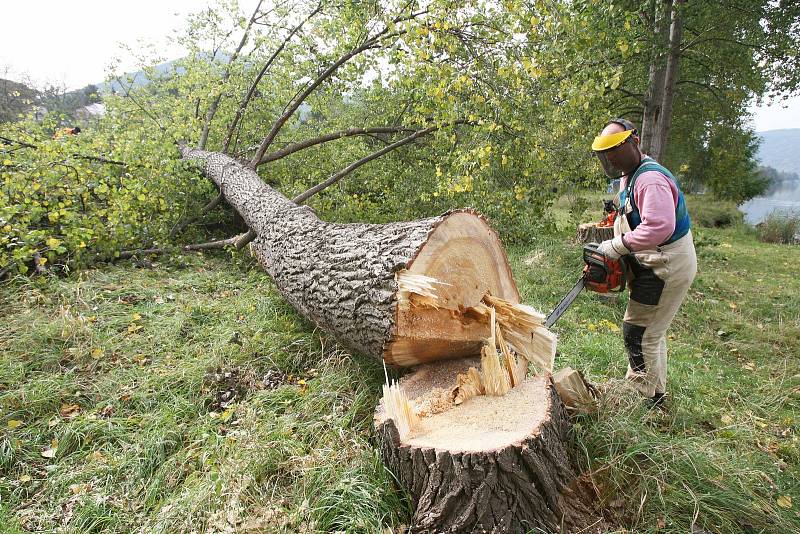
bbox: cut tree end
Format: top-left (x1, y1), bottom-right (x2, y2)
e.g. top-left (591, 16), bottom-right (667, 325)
top-left (375, 350), bottom-right (547, 452)
top-left (385, 210), bottom-right (556, 368)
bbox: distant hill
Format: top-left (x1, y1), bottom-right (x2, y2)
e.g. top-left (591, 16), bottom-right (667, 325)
top-left (757, 129), bottom-right (800, 174)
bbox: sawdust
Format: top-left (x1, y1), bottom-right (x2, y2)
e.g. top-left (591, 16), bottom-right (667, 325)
top-left (403, 376), bottom-right (550, 453)
top-left (413, 386), bottom-right (456, 417)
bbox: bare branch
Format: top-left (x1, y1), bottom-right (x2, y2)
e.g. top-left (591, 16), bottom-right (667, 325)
top-left (0, 136), bottom-right (129, 167)
top-left (292, 124), bottom-right (447, 205)
top-left (235, 120), bottom-right (458, 250)
top-left (222, 4), bottom-right (322, 153)
top-left (116, 73), bottom-right (166, 131)
top-left (234, 229), bottom-right (257, 249)
top-left (198, 0), bottom-right (265, 150)
top-left (168, 191), bottom-right (225, 238)
top-left (118, 234), bottom-right (244, 259)
top-left (259, 126), bottom-right (418, 163)
top-left (249, 22), bottom-right (417, 168)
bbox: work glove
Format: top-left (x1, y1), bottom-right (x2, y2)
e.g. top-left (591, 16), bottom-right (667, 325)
top-left (597, 236), bottom-right (630, 260)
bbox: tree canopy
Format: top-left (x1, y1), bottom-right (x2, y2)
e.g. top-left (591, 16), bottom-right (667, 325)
top-left (2, 0), bottom-right (798, 275)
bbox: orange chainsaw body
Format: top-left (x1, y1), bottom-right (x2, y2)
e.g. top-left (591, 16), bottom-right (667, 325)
top-left (583, 243), bottom-right (625, 293)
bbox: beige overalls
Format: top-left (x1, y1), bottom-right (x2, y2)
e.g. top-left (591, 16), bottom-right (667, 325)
top-left (614, 188), bottom-right (697, 397)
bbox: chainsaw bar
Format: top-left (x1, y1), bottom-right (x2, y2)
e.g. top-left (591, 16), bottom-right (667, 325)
top-left (544, 276), bottom-right (585, 329)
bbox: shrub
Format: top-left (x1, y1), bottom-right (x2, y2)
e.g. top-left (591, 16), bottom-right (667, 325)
top-left (685, 196), bottom-right (743, 228)
top-left (756, 213), bottom-right (800, 244)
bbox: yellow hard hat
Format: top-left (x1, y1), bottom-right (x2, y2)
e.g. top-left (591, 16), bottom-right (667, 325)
top-left (591, 130), bottom-right (633, 152)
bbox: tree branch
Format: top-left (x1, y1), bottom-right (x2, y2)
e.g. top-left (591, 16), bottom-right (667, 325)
top-left (198, 0), bottom-right (265, 150)
top-left (234, 120), bottom-right (457, 250)
top-left (259, 126), bottom-right (417, 163)
top-left (168, 191), bottom-right (225, 238)
top-left (290, 125), bottom-right (441, 205)
top-left (248, 18), bottom-right (419, 168)
top-left (222, 4), bottom-right (322, 154)
top-left (0, 136), bottom-right (129, 167)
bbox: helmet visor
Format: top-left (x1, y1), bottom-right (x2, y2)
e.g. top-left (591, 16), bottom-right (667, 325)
top-left (594, 150), bottom-right (626, 179)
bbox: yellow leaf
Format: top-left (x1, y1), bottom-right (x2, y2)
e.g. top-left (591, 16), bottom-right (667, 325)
top-left (91, 348), bottom-right (103, 359)
top-left (220, 408), bottom-right (234, 422)
top-left (131, 313), bottom-right (142, 321)
top-left (728, 302), bottom-right (737, 309)
top-left (7, 419), bottom-right (23, 429)
top-left (2, 159), bottom-right (11, 165)
top-left (37, 256), bottom-right (47, 266)
top-left (1, 224), bottom-right (11, 233)
top-left (777, 495), bottom-right (792, 509)
top-left (18, 475), bottom-right (32, 483)
top-left (46, 237), bottom-right (61, 248)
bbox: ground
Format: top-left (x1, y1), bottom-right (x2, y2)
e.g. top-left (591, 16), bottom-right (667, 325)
top-left (1, 204), bottom-right (798, 533)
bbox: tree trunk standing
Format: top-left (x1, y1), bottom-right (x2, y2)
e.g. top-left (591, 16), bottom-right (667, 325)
top-left (576, 222), bottom-right (614, 244)
top-left (375, 359), bottom-right (604, 533)
top-left (653, 0), bottom-right (685, 159)
top-left (640, 0), bottom-right (673, 160)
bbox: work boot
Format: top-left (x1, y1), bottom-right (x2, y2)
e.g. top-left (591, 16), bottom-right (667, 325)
top-left (645, 392), bottom-right (668, 412)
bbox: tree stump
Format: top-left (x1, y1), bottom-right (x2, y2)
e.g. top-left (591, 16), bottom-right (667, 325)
top-left (375, 358), bottom-right (603, 533)
top-left (576, 223), bottom-right (613, 244)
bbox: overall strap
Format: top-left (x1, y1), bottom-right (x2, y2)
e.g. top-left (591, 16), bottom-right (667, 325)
top-left (620, 157), bottom-right (691, 245)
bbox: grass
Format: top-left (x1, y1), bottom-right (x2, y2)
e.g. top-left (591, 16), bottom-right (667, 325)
top-left (1, 199), bottom-right (798, 533)
top-left (756, 213), bottom-right (800, 244)
top-left (0, 253), bottom-right (408, 533)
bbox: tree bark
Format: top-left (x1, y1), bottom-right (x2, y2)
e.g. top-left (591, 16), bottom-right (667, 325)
top-left (640, 0), bottom-right (673, 159)
top-left (652, 0), bottom-right (685, 161)
top-left (576, 223), bottom-right (614, 244)
top-left (179, 147), bottom-right (520, 365)
top-left (179, 147), bottom-right (601, 532)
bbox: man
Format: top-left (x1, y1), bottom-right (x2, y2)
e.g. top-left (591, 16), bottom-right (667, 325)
top-left (591, 118), bottom-right (697, 409)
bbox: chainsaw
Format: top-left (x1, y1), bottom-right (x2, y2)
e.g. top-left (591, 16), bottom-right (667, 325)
top-left (544, 242), bottom-right (626, 328)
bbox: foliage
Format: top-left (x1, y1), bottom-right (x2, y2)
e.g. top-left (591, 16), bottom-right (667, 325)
top-left (0, 114), bottom-right (210, 275)
top-left (3, 0), bottom-right (799, 272)
top-left (756, 213), bottom-right (800, 244)
top-left (684, 195), bottom-right (744, 229)
top-left (685, 122), bottom-right (771, 203)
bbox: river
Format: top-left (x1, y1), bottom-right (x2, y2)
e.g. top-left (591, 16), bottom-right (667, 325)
top-left (738, 181), bottom-right (800, 225)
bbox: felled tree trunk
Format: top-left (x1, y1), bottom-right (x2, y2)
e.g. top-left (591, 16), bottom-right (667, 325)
top-left (180, 147), bottom-right (601, 532)
top-left (180, 147), bottom-right (527, 365)
top-left (576, 222), bottom-right (614, 244)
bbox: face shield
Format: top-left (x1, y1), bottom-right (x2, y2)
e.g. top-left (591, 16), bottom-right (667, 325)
top-left (591, 130), bottom-right (634, 179)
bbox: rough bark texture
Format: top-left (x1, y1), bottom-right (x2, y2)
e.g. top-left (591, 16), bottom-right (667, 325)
top-left (377, 376), bottom-right (603, 534)
top-left (179, 147), bottom-right (517, 364)
top-left (576, 223), bottom-right (614, 244)
top-left (641, 0), bottom-right (673, 159)
top-left (181, 147), bottom-right (436, 359)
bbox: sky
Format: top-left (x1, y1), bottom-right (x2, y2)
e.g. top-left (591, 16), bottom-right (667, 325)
top-left (1, 1), bottom-right (798, 132)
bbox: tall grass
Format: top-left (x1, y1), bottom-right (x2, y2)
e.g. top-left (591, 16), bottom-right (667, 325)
top-left (757, 212), bottom-right (800, 244)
